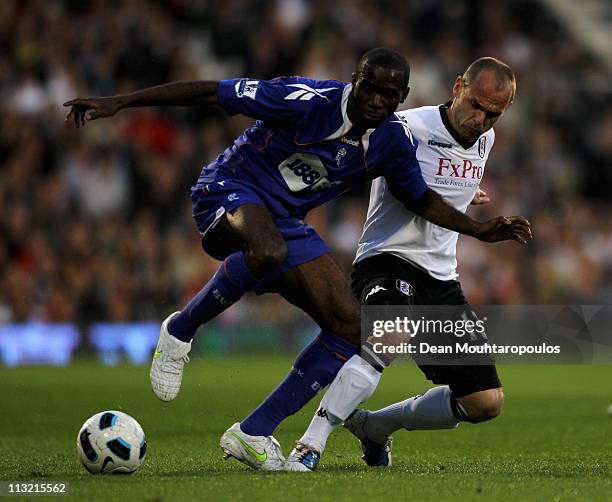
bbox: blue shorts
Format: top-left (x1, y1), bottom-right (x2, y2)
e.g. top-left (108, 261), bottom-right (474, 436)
top-left (190, 174), bottom-right (329, 274)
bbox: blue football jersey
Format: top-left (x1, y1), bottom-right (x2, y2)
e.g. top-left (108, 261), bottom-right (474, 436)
top-left (193, 76), bottom-right (427, 219)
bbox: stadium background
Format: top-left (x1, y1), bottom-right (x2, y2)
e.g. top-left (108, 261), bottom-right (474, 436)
top-left (1, 2), bottom-right (611, 499)
top-left (0, 0), bottom-right (610, 361)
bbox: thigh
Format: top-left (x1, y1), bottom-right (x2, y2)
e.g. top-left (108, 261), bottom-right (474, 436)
top-left (276, 253), bottom-right (361, 344)
top-left (204, 202), bottom-right (288, 261)
top-left (192, 176), bottom-right (283, 260)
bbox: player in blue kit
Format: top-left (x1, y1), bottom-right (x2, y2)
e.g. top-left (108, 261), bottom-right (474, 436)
top-left (65, 48), bottom-right (531, 470)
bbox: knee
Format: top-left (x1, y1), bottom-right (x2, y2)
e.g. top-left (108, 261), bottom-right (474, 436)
top-left (459, 388), bottom-right (504, 423)
top-left (329, 306), bottom-right (361, 345)
top-left (245, 239), bottom-right (288, 276)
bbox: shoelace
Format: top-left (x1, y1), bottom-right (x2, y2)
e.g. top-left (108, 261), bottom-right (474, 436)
top-left (267, 437), bottom-right (284, 460)
top-left (161, 354), bottom-right (190, 375)
top-left (294, 443), bottom-right (317, 462)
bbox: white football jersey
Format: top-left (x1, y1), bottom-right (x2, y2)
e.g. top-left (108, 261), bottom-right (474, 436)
top-left (355, 105), bottom-right (495, 281)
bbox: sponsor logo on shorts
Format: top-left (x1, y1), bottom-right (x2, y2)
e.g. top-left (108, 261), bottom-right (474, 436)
top-left (365, 285), bottom-right (387, 301)
top-left (227, 193), bottom-right (239, 202)
top-left (316, 407), bottom-right (329, 419)
top-left (396, 280), bottom-right (412, 296)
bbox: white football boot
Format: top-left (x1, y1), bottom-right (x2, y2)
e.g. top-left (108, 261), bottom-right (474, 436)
top-left (150, 312), bottom-right (192, 401)
top-left (284, 443), bottom-right (321, 472)
top-left (220, 423), bottom-right (286, 471)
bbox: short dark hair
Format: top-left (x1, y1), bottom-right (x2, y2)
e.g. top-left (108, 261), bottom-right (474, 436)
top-left (463, 57), bottom-right (516, 99)
top-left (356, 47), bottom-right (410, 85)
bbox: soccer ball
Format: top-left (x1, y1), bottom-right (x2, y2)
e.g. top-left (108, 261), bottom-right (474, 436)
top-left (76, 411), bottom-right (147, 474)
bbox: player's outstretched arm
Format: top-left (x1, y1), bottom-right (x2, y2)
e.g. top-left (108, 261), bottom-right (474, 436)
top-left (408, 188), bottom-right (532, 244)
top-left (64, 81), bottom-right (219, 127)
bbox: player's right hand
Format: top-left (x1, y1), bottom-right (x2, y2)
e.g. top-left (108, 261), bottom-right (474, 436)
top-left (63, 97), bottom-right (121, 127)
top-left (476, 216), bottom-right (533, 244)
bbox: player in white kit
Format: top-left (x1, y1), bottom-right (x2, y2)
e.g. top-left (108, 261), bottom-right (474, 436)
top-left (286, 57), bottom-right (522, 470)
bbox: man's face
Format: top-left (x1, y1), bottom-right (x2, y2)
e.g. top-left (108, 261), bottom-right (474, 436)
top-left (450, 70), bottom-right (514, 143)
top-left (349, 65), bottom-right (409, 128)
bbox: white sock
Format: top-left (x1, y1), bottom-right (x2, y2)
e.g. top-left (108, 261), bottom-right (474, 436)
top-left (298, 407), bottom-right (340, 454)
top-left (364, 386), bottom-right (459, 443)
top-left (298, 355), bottom-right (381, 453)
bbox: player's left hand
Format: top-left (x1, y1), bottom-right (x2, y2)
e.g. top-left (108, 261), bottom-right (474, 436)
top-left (470, 188), bottom-right (490, 205)
top-left (476, 216), bottom-right (533, 244)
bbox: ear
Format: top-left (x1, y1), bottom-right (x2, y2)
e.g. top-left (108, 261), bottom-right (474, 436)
top-left (400, 86), bottom-right (410, 103)
top-left (452, 76), bottom-right (462, 98)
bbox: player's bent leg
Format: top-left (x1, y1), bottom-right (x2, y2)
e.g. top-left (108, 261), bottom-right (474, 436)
top-left (150, 312), bottom-right (192, 402)
top-left (220, 423), bottom-right (285, 471)
top-left (284, 354), bottom-right (382, 471)
top-left (456, 388), bottom-right (504, 423)
top-left (238, 254), bottom-right (361, 442)
top-left (239, 330), bottom-right (356, 438)
top-left (170, 204), bottom-right (288, 342)
top-left (343, 384), bottom-right (467, 467)
top-left (223, 204), bottom-right (288, 277)
top-left (151, 204), bottom-right (287, 401)
top-left (279, 253), bottom-right (362, 345)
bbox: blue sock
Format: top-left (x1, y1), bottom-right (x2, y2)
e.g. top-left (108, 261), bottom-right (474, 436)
top-left (240, 331), bottom-right (358, 437)
top-left (169, 252), bottom-right (260, 342)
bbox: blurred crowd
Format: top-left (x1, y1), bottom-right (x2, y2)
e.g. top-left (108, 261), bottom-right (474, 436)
top-left (1, 0), bottom-right (611, 334)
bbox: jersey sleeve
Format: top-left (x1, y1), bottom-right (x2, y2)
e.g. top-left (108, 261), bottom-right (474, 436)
top-left (217, 77), bottom-right (312, 121)
top-left (382, 141), bottom-right (428, 203)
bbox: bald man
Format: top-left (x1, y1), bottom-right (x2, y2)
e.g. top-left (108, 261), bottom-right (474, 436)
top-left (286, 57), bottom-right (522, 471)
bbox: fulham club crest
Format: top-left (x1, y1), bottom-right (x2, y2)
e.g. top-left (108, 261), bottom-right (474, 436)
top-left (478, 136), bottom-right (486, 158)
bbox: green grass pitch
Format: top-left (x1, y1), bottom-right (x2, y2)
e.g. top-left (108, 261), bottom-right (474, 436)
top-left (1, 356), bottom-right (611, 501)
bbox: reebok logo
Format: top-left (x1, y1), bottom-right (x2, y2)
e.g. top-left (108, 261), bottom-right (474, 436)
top-left (341, 137), bottom-right (359, 147)
top-left (365, 285), bottom-right (387, 301)
top-left (284, 84), bottom-right (338, 101)
top-left (428, 139), bottom-right (453, 149)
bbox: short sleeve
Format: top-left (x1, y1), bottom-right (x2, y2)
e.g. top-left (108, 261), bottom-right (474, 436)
top-left (383, 143), bottom-right (428, 203)
top-left (217, 77), bottom-right (310, 121)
